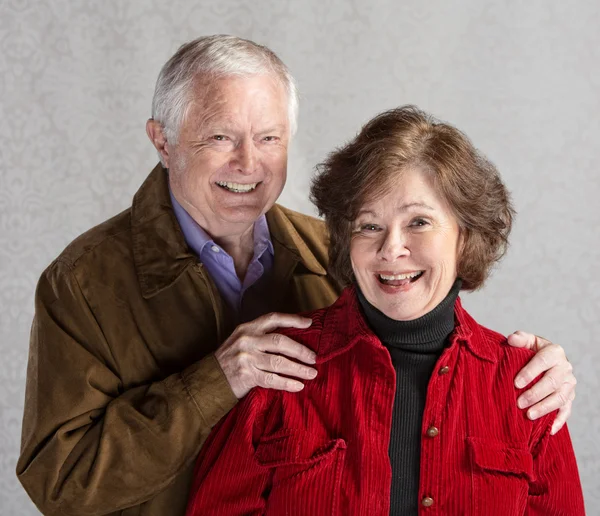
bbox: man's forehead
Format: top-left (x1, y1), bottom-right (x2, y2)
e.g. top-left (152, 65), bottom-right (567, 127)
top-left (183, 76), bottom-right (289, 129)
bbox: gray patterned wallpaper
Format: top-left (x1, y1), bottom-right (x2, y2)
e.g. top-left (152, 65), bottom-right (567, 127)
top-left (1, 0), bottom-right (599, 513)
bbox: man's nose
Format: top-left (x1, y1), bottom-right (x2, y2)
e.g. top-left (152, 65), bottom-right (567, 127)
top-left (377, 229), bottom-right (409, 261)
top-left (233, 140), bottom-right (257, 174)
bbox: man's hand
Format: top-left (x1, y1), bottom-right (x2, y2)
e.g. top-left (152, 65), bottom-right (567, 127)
top-left (508, 331), bottom-right (576, 435)
top-left (215, 312), bottom-right (318, 399)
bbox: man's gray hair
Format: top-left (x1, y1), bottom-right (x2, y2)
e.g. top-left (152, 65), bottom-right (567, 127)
top-left (151, 35), bottom-right (299, 144)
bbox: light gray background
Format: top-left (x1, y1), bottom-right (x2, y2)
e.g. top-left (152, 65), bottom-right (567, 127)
top-left (1, 0), bottom-right (599, 513)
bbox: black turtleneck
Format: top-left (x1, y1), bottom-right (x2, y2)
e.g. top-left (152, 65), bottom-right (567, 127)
top-left (356, 280), bottom-right (461, 516)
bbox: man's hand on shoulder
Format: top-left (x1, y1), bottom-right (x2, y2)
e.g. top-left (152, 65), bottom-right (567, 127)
top-left (508, 331), bottom-right (576, 435)
top-left (215, 313), bottom-right (318, 399)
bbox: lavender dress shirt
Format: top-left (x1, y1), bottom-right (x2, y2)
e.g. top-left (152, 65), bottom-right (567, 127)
top-left (169, 189), bottom-right (274, 324)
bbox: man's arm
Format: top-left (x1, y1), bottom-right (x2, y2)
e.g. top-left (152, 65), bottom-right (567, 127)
top-left (17, 260), bottom-right (319, 515)
top-left (16, 260), bottom-right (238, 515)
top-left (508, 332), bottom-right (577, 434)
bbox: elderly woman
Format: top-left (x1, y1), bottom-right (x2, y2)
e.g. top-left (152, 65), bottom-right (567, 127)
top-left (185, 107), bottom-right (584, 515)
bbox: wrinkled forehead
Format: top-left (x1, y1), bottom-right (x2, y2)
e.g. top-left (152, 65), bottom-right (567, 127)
top-left (186, 74), bottom-right (289, 121)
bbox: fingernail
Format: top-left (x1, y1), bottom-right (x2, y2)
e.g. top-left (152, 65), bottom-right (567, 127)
top-left (551, 424), bottom-right (559, 435)
top-left (528, 409), bottom-right (538, 420)
top-left (517, 397), bottom-right (528, 409)
top-left (515, 377), bottom-right (526, 389)
top-left (308, 369), bottom-right (318, 379)
top-left (291, 382), bottom-right (304, 391)
top-left (308, 353), bottom-right (317, 364)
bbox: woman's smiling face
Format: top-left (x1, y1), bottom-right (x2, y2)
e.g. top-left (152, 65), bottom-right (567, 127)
top-left (350, 166), bottom-right (463, 321)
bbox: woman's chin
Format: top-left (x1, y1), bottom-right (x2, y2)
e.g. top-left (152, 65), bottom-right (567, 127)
top-left (369, 295), bottom-right (428, 321)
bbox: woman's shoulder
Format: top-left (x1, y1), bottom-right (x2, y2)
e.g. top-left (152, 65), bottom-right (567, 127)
top-left (476, 323), bottom-right (536, 365)
top-left (275, 287), bottom-right (359, 355)
top-left (274, 307), bottom-right (333, 356)
top-left (456, 300), bottom-right (536, 366)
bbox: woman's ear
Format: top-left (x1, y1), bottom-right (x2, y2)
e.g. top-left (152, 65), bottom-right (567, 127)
top-left (457, 226), bottom-right (467, 258)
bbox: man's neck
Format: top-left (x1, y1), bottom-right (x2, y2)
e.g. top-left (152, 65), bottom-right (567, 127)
top-left (213, 229), bottom-right (255, 282)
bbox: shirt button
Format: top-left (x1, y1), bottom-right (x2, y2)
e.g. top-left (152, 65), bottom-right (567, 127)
top-left (439, 365), bottom-right (450, 375)
top-left (426, 426), bottom-right (439, 438)
top-left (421, 497), bottom-right (434, 507)
top-left (210, 245), bottom-right (220, 253)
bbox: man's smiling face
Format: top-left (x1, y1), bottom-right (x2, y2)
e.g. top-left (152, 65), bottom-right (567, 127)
top-left (166, 74), bottom-right (290, 239)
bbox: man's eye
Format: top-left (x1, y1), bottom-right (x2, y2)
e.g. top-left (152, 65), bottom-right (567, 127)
top-left (263, 136), bottom-right (279, 142)
top-left (212, 135), bottom-right (228, 141)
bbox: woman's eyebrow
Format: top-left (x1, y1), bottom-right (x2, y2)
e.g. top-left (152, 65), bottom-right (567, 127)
top-left (398, 202), bottom-right (435, 211)
top-left (356, 209), bottom-right (378, 218)
top-left (357, 203), bottom-right (434, 217)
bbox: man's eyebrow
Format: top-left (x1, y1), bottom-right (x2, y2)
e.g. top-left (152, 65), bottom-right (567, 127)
top-left (257, 124), bottom-right (287, 134)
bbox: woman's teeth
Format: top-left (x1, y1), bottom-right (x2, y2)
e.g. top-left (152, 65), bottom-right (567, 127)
top-left (216, 181), bottom-right (258, 193)
top-left (378, 271), bottom-right (423, 285)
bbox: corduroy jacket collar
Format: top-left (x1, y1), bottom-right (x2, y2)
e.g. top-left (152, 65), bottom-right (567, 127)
top-left (131, 164), bottom-right (326, 298)
top-left (314, 286), bottom-right (498, 364)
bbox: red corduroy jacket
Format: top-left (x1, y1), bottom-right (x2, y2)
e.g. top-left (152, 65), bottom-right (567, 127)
top-left (186, 287), bottom-right (585, 516)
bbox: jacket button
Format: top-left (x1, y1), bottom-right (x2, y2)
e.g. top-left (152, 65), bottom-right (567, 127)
top-left (421, 497), bottom-right (434, 507)
top-left (426, 426), bottom-right (439, 438)
top-left (439, 365), bottom-right (450, 375)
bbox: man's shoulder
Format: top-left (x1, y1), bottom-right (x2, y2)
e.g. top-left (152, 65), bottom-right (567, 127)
top-left (55, 207), bottom-right (133, 270)
top-left (268, 204), bottom-right (329, 271)
top-left (275, 205), bottom-right (326, 231)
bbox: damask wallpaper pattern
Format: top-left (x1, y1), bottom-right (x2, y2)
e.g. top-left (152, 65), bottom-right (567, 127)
top-left (1, 0), bottom-right (598, 513)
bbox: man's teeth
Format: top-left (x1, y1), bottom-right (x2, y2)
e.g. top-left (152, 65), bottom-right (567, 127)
top-left (216, 181), bottom-right (258, 193)
top-left (379, 272), bottom-right (422, 281)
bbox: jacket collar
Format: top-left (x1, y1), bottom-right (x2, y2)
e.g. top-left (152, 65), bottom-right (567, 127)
top-left (131, 164), bottom-right (326, 298)
top-left (265, 206), bottom-right (327, 276)
top-left (315, 286), bottom-right (498, 364)
top-left (131, 164), bottom-right (195, 298)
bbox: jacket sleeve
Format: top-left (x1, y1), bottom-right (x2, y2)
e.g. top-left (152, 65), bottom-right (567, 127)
top-left (185, 388), bottom-right (272, 516)
top-left (16, 260), bottom-right (238, 516)
top-left (526, 419), bottom-right (585, 515)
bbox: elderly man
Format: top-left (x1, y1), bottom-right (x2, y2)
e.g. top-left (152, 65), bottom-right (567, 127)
top-left (17, 35), bottom-right (576, 516)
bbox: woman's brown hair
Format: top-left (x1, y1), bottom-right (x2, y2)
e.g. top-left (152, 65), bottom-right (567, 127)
top-left (310, 106), bottom-right (515, 290)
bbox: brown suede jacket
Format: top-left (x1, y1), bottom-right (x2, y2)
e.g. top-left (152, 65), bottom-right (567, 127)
top-left (17, 164), bottom-right (342, 516)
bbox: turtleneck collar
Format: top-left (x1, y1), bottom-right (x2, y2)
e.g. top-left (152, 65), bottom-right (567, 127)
top-left (356, 279), bottom-right (462, 353)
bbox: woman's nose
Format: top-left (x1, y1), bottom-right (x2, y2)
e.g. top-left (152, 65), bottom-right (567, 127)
top-left (376, 230), bottom-right (409, 261)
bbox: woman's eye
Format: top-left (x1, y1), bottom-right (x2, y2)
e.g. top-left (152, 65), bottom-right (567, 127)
top-left (360, 224), bottom-right (379, 232)
top-left (410, 218), bottom-right (429, 227)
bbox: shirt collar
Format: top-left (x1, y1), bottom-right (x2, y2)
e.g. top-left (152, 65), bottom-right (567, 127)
top-left (168, 187), bottom-right (213, 257)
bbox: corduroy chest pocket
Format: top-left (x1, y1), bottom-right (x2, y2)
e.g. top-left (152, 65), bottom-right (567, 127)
top-left (467, 437), bottom-right (534, 516)
top-left (255, 430), bottom-right (347, 516)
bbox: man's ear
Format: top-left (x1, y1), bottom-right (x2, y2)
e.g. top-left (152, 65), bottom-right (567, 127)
top-left (146, 119), bottom-right (171, 168)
